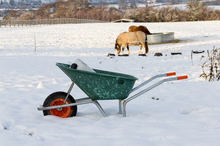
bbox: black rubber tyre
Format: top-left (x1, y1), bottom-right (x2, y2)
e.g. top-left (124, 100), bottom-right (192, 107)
top-left (43, 92), bottom-right (77, 118)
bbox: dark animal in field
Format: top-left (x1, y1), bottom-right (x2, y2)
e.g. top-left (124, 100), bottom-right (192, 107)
top-left (115, 31), bottom-right (149, 55)
top-left (128, 25), bottom-right (151, 35)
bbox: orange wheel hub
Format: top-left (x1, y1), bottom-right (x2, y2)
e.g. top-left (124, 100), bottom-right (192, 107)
top-left (49, 98), bottom-right (71, 118)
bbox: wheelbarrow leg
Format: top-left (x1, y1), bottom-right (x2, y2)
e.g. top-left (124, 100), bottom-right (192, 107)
top-left (118, 99), bottom-right (122, 114)
top-left (92, 100), bottom-right (108, 117)
top-left (121, 100), bottom-right (127, 117)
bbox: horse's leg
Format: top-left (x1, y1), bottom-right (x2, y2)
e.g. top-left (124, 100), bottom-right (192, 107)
top-left (121, 44), bottom-right (126, 54)
top-left (138, 44), bottom-right (142, 54)
top-left (127, 44), bottom-right (130, 54)
top-left (115, 45), bottom-right (122, 54)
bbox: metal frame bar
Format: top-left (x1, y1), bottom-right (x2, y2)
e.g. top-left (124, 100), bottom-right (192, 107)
top-left (37, 97), bottom-right (107, 117)
top-left (130, 72), bottom-right (176, 93)
top-left (121, 75), bottom-right (188, 117)
top-left (64, 82), bottom-right (74, 103)
top-left (117, 72), bottom-right (176, 115)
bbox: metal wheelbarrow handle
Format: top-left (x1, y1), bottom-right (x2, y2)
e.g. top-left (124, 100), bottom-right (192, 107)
top-left (130, 72), bottom-right (176, 93)
top-left (121, 73), bottom-right (188, 117)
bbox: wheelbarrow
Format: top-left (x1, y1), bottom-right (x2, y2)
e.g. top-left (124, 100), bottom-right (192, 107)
top-left (37, 62), bottom-right (188, 118)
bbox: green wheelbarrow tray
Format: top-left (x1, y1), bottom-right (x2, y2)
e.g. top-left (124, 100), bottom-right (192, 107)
top-left (56, 63), bottom-right (138, 100)
top-left (37, 62), bottom-right (188, 118)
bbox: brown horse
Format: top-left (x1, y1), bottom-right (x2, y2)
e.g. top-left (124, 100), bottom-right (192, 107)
top-left (128, 25), bottom-right (151, 35)
top-left (115, 31), bottom-right (148, 55)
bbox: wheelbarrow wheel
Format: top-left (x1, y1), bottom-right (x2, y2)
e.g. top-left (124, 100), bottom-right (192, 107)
top-left (43, 92), bottom-right (77, 118)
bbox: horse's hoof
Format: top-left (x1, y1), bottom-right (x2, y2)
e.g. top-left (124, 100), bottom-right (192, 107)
top-left (154, 53), bottom-right (163, 56)
top-left (171, 52), bottom-right (182, 55)
top-left (108, 53), bottom-right (115, 56)
top-left (138, 54), bottom-right (147, 56)
top-left (118, 54), bottom-right (129, 57)
top-left (192, 50), bottom-right (204, 54)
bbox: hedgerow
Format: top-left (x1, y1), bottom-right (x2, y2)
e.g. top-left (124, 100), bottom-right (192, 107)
top-left (14, 0), bottom-right (220, 22)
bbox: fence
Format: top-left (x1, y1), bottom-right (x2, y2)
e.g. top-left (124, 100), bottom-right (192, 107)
top-left (0, 18), bottom-right (107, 27)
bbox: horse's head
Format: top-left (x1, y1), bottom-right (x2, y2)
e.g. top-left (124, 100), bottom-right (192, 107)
top-left (115, 42), bottom-right (121, 54)
top-left (140, 25), bottom-right (151, 35)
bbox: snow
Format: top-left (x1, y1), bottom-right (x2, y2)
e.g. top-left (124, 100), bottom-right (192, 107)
top-left (1, 21), bottom-right (220, 145)
top-left (107, 3), bottom-right (220, 10)
top-left (151, 4), bottom-right (220, 10)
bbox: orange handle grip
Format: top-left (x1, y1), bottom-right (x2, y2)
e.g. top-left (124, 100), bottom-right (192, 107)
top-left (177, 75), bottom-right (188, 80)
top-left (166, 72), bottom-right (176, 76)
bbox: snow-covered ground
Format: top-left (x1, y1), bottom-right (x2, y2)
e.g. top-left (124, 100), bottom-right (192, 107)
top-left (1, 21), bottom-right (220, 145)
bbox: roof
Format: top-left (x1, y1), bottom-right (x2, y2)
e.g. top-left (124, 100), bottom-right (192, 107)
top-left (111, 19), bottom-right (134, 23)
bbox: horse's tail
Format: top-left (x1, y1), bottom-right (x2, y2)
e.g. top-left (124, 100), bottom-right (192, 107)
top-left (145, 28), bottom-right (151, 35)
top-left (145, 41), bottom-right (149, 54)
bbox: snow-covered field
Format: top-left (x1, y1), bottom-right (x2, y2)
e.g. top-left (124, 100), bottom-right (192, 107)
top-left (1, 21), bottom-right (220, 145)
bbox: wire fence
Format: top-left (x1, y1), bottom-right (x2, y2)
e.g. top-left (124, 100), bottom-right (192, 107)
top-left (0, 35), bottom-right (112, 52)
top-left (0, 18), bottom-right (107, 27)
top-left (0, 18), bottom-right (108, 52)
